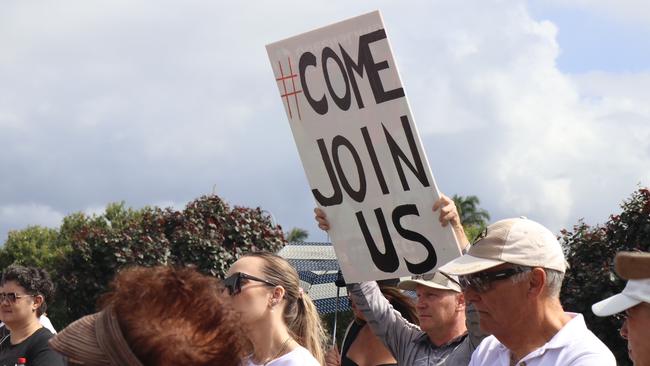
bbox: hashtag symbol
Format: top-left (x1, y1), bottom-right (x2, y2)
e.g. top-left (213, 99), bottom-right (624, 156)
top-left (275, 57), bottom-right (302, 120)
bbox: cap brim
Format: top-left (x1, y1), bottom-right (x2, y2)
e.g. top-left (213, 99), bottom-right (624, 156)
top-left (438, 254), bottom-right (505, 275)
top-left (592, 293), bottom-right (642, 317)
top-left (398, 279), bottom-right (453, 291)
top-left (49, 313), bottom-right (112, 366)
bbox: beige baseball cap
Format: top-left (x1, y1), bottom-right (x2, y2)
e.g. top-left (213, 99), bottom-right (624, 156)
top-left (398, 271), bottom-right (461, 293)
top-left (438, 217), bottom-right (567, 276)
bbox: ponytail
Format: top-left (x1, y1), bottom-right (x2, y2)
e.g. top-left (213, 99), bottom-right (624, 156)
top-left (244, 252), bottom-right (329, 365)
top-left (288, 292), bottom-right (328, 365)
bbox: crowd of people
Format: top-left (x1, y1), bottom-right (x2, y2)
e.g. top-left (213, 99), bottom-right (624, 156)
top-left (0, 195), bottom-right (647, 365)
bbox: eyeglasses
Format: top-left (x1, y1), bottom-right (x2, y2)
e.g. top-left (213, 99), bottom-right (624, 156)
top-left (0, 292), bottom-right (35, 304)
top-left (223, 272), bottom-right (278, 296)
top-left (459, 266), bottom-right (530, 293)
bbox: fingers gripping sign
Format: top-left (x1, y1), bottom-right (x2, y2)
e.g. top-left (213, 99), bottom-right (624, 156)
top-left (314, 192), bottom-right (468, 276)
top-left (315, 208), bottom-right (330, 231)
top-left (433, 195), bottom-right (470, 251)
top-left (317, 196), bottom-right (462, 233)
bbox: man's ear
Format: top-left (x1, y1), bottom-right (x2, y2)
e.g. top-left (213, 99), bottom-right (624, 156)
top-left (455, 292), bottom-right (466, 312)
top-left (528, 268), bottom-right (546, 298)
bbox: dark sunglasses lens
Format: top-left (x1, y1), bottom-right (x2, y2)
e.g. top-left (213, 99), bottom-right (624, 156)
top-left (223, 274), bottom-right (240, 296)
top-left (459, 276), bottom-right (483, 292)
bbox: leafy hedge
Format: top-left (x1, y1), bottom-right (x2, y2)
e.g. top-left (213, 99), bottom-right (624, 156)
top-left (0, 195), bottom-right (285, 329)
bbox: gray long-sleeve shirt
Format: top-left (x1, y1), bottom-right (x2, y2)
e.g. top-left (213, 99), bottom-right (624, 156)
top-left (347, 281), bottom-right (486, 366)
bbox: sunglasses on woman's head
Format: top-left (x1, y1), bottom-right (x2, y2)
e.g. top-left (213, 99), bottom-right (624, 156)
top-left (223, 272), bottom-right (278, 296)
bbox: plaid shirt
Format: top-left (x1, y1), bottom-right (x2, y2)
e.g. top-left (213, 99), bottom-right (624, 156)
top-left (347, 281), bottom-right (486, 366)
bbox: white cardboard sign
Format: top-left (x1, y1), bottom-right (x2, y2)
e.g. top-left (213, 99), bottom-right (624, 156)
top-left (266, 10), bottom-right (460, 282)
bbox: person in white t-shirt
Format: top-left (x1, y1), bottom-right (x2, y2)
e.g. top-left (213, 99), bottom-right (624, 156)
top-left (39, 314), bottom-right (56, 334)
top-left (224, 252), bottom-right (327, 366)
top-left (439, 217), bottom-right (616, 365)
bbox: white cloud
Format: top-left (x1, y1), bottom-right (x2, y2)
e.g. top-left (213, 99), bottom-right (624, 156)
top-left (0, 0), bottom-right (648, 243)
top-left (394, 1), bottom-right (650, 230)
top-left (0, 204), bottom-right (65, 241)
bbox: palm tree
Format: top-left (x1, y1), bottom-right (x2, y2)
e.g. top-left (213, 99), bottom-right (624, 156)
top-left (451, 194), bottom-right (490, 228)
top-left (286, 227), bottom-right (309, 242)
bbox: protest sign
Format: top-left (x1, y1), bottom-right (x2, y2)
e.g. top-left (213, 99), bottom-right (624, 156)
top-left (266, 10), bottom-right (461, 282)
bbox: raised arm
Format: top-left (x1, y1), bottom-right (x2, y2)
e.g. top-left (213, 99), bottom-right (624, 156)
top-left (433, 194), bottom-right (470, 252)
top-left (346, 281), bottom-right (423, 361)
top-left (314, 208), bottom-right (423, 360)
top-left (433, 195), bottom-right (487, 347)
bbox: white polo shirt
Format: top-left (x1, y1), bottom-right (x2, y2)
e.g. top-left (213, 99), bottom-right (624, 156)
top-left (468, 313), bottom-right (615, 365)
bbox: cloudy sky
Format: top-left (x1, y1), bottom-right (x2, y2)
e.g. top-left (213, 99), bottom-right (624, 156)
top-left (1, 0), bottom-right (649, 243)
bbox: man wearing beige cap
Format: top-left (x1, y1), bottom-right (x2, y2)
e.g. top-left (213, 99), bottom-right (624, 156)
top-left (439, 217), bottom-right (616, 365)
top-left (316, 195), bottom-right (486, 365)
top-left (593, 251), bottom-right (650, 366)
top-left (338, 271), bottom-right (484, 366)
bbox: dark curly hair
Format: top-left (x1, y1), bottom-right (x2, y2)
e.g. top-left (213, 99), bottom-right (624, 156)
top-left (1, 265), bottom-right (54, 317)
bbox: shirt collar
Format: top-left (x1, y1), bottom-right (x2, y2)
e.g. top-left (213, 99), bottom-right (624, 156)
top-left (543, 312), bottom-right (582, 349)
top-left (501, 312), bottom-right (584, 364)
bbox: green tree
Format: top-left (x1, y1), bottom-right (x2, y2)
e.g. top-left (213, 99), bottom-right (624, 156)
top-left (0, 196), bottom-right (286, 329)
top-left (560, 187), bottom-right (650, 366)
top-left (0, 226), bottom-right (67, 272)
top-left (286, 227), bottom-right (309, 242)
top-left (452, 195), bottom-right (490, 227)
top-left (55, 194), bottom-right (286, 326)
top-left (452, 194), bottom-right (490, 241)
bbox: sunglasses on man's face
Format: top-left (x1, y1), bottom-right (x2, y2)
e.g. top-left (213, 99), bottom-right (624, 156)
top-left (459, 266), bottom-right (530, 293)
top-left (0, 292), bottom-right (35, 304)
top-left (222, 272), bottom-right (278, 296)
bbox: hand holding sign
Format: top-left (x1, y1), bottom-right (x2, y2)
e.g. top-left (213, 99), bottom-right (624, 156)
top-left (433, 195), bottom-right (470, 251)
top-left (315, 197), bottom-right (468, 290)
top-left (316, 194), bottom-right (468, 251)
top-left (314, 207), bottom-right (330, 231)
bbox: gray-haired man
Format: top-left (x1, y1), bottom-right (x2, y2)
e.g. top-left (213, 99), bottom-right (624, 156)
top-left (439, 217), bottom-right (615, 365)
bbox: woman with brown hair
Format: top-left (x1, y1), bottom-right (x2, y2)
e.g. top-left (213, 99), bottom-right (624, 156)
top-left (224, 251), bottom-right (328, 365)
top-left (49, 265), bottom-right (246, 366)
